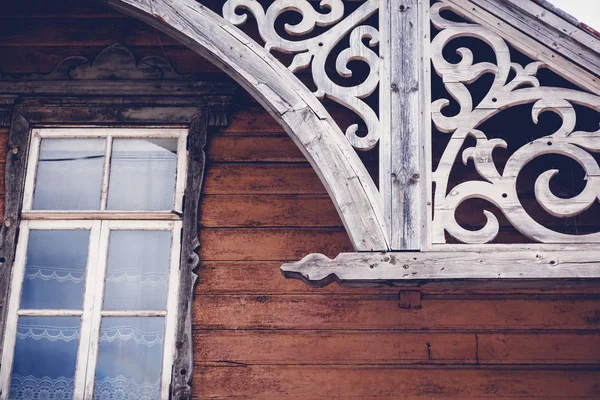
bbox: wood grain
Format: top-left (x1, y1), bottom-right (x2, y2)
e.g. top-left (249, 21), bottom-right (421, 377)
top-left (192, 365), bottom-right (600, 398)
top-left (192, 295), bottom-right (600, 330)
top-left (193, 330), bottom-right (476, 365)
top-left (193, 330), bottom-right (600, 365)
top-left (199, 195), bottom-right (343, 228)
top-left (198, 228), bottom-right (352, 261)
top-left (203, 164), bottom-right (327, 195)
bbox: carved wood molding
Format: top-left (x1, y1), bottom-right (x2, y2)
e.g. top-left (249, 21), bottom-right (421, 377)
top-left (172, 113), bottom-right (208, 400)
top-left (221, 0), bottom-right (381, 150)
top-left (281, 250), bottom-right (600, 287)
top-left (430, 2), bottom-right (600, 244)
top-left (0, 43), bottom-right (191, 81)
top-left (0, 44), bottom-right (238, 126)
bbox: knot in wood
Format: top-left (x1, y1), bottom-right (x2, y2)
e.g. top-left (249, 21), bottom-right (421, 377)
top-left (399, 4), bottom-right (409, 12)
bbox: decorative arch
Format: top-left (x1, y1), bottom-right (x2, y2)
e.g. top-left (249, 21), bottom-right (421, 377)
top-left (106, 0), bottom-right (389, 252)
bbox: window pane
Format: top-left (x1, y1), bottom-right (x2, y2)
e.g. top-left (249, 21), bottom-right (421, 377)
top-left (94, 317), bottom-right (164, 400)
top-left (33, 138), bottom-right (105, 210)
top-left (10, 316), bottom-right (80, 400)
top-left (21, 230), bottom-right (89, 310)
top-left (106, 139), bottom-right (178, 211)
top-left (103, 230), bottom-right (171, 311)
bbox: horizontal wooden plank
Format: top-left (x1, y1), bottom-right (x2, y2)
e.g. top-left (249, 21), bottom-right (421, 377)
top-left (192, 365), bottom-right (600, 398)
top-left (0, 18), bottom-right (181, 47)
top-left (220, 105), bottom-right (289, 134)
top-left (478, 333), bottom-right (600, 365)
top-left (206, 134), bottom-right (304, 163)
top-left (194, 330), bottom-right (600, 366)
top-left (196, 261), bottom-right (600, 295)
top-left (193, 295), bottom-right (600, 330)
top-left (193, 330), bottom-right (476, 365)
top-left (206, 133), bottom-right (378, 164)
top-left (203, 164), bottom-right (327, 195)
top-left (199, 195), bottom-right (342, 228)
top-left (198, 228), bottom-right (352, 261)
top-left (0, 46), bottom-right (221, 75)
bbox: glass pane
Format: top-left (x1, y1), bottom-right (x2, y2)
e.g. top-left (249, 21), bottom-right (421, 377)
top-left (21, 230), bottom-right (89, 310)
top-left (10, 316), bottom-right (80, 400)
top-left (94, 317), bottom-right (164, 400)
top-left (103, 230), bottom-right (171, 311)
top-left (106, 138), bottom-right (178, 211)
top-left (33, 138), bottom-right (105, 210)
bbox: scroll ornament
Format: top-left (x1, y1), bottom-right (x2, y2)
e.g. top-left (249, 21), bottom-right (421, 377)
top-left (222, 0), bottom-right (381, 150)
top-left (430, 2), bottom-right (600, 244)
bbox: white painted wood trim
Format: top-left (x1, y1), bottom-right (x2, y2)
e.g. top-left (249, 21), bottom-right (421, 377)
top-left (442, 0), bottom-right (600, 93)
top-left (99, 310), bottom-right (168, 317)
top-left (108, 0), bottom-right (390, 251)
top-left (21, 130), bottom-right (40, 212)
top-left (22, 127), bottom-right (188, 216)
top-left (281, 250), bottom-right (600, 286)
top-left (470, 0), bottom-right (600, 75)
top-left (99, 135), bottom-right (113, 211)
top-left (379, 0), bottom-right (392, 245)
top-left (161, 220), bottom-right (182, 399)
top-left (16, 309), bottom-right (84, 316)
top-left (419, 0), bottom-right (433, 249)
top-left (82, 221), bottom-right (111, 400)
top-left (37, 128), bottom-right (188, 139)
top-left (21, 211), bottom-right (181, 220)
top-left (0, 222), bottom-right (30, 398)
top-left (173, 131), bottom-right (188, 214)
top-left (74, 220), bottom-right (102, 399)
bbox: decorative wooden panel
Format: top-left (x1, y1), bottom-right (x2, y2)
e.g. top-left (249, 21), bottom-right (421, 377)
top-left (430, 1), bottom-right (600, 245)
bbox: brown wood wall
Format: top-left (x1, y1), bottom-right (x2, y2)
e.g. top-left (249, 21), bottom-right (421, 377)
top-left (1, 1), bottom-right (599, 398)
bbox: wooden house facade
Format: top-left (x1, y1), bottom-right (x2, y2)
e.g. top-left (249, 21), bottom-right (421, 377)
top-left (0, 0), bottom-right (598, 398)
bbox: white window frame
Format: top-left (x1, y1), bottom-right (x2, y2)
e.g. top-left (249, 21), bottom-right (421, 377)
top-left (0, 127), bottom-right (188, 399)
top-left (22, 127), bottom-right (188, 220)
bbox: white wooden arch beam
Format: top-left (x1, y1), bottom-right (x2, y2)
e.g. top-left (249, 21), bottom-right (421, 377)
top-left (105, 0), bottom-right (390, 251)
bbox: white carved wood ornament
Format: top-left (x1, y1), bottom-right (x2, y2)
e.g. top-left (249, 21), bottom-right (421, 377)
top-left (105, 0), bottom-right (600, 285)
top-left (430, 2), bottom-right (600, 245)
top-left (222, 0), bottom-right (381, 150)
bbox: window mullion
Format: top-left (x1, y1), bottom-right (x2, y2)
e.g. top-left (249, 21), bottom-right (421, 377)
top-left (73, 220), bottom-right (103, 399)
top-left (82, 220), bottom-right (111, 400)
top-left (100, 135), bottom-right (113, 211)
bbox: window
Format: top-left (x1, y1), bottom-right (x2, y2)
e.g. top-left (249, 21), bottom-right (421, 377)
top-left (0, 128), bottom-right (188, 399)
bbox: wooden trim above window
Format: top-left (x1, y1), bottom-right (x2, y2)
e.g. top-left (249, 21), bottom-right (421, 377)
top-left (0, 44), bottom-right (235, 398)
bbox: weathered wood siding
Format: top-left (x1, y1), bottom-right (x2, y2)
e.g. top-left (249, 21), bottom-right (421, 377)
top-left (0, 1), bottom-right (599, 398)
